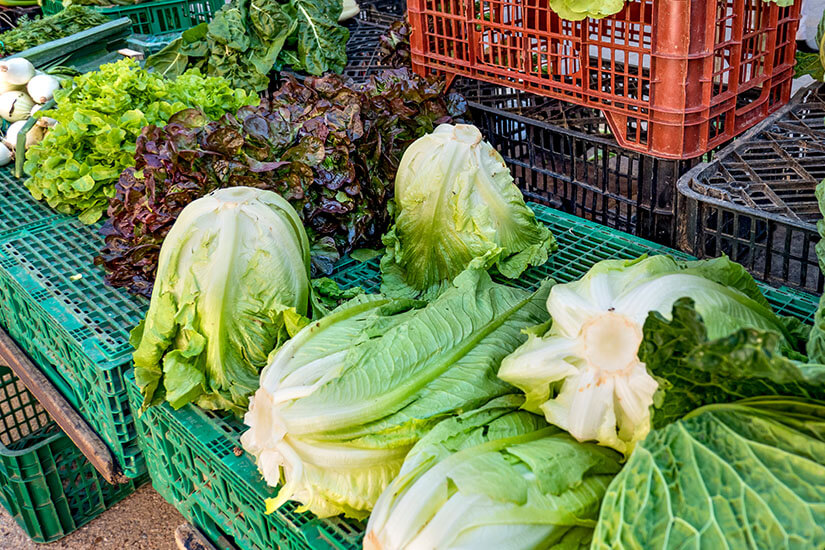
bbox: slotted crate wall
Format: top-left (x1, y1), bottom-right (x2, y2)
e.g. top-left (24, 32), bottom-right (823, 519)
top-left (0, 175), bottom-right (148, 478)
top-left (131, 203), bottom-right (820, 550)
top-left (678, 83), bottom-right (825, 293)
top-left (408, 0), bottom-right (801, 158)
top-left (42, 0), bottom-right (225, 35)
top-left (0, 365), bottom-right (143, 543)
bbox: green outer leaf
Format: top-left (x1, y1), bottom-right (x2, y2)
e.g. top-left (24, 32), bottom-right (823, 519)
top-left (592, 398), bottom-right (825, 549)
top-left (641, 297), bottom-right (825, 428)
top-left (808, 179), bottom-right (825, 362)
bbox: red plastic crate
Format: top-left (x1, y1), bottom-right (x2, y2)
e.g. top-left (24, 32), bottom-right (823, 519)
top-left (408, 0), bottom-right (801, 159)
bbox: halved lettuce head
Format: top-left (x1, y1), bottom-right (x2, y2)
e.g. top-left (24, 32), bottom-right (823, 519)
top-left (499, 254), bottom-right (806, 454)
top-left (241, 269), bottom-right (552, 518)
top-left (365, 395), bottom-right (622, 550)
top-left (132, 187), bottom-right (311, 415)
top-left (381, 123), bottom-right (556, 298)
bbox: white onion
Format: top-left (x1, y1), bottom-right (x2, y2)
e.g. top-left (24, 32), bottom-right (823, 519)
top-left (0, 143), bottom-right (11, 166)
top-left (3, 120), bottom-right (25, 150)
top-left (0, 58), bottom-right (35, 86)
top-left (26, 74), bottom-right (60, 104)
top-left (0, 91), bottom-right (34, 122)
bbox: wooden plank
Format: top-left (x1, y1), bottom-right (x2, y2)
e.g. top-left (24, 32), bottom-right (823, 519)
top-left (0, 327), bottom-right (125, 485)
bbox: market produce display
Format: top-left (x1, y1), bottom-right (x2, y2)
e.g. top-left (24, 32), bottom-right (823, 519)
top-left (145, 0), bottom-right (351, 91)
top-left (365, 395), bottom-right (622, 550)
top-left (23, 59), bottom-right (258, 223)
top-left (498, 255), bottom-right (810, 454)
top-left (0, 6), bottom-right (109, 54)
top-left (381, 123), bottom-right (557, 298)
top-left (132, 187), bottom-right (312, 415)
top-left (98, 69), bottom-right (466, 297)
top-left (0, 12), bottom-right (821, 549)
top-left (241, 269), bottom-right (552, 518)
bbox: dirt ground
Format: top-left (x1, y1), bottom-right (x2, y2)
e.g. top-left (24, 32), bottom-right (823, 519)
top-left (0, 484), bottom-right (185, 550)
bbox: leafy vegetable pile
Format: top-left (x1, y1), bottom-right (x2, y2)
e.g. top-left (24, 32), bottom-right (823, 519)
top-left (0, 6), bottom-right (109, 55)
top-left (241, 270), bottom-right (551, 518)
top-left (145, 0), bottom-right (349, 91)
top-left (23, 59), bottom-right (257, 224)
top-left (499, 255), bottom-right (809, 454)
top-left (98, 69), bottom-right (466, 297)
top-left (132, 187), bottom-right (312, 415)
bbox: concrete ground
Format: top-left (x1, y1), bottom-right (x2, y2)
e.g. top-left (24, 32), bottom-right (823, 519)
top-left (0, 484), bottom-right (185, 549)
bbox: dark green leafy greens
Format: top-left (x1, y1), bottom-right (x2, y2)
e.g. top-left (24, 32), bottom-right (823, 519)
top-left (145, 0), bottom-right (349, 91)
top-left (0, 6), bottom-right (109, 55)
top-left (97, 69), bottom-right (466, 297)
top-left (592, 397), bottom-right (825, 549)
top-left (795, 9), bottom-right (825, 81)
top-left (641, 297), bottom-right (825, 427)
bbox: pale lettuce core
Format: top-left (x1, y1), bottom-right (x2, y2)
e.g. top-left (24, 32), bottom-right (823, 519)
top-left (499, 255), bottom-right (791, 454)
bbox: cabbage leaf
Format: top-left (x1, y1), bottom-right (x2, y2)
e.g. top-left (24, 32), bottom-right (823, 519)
top-left (241, 269), bottom-right (551, 518)
top-left (592, 397), bottom-right (825, 549)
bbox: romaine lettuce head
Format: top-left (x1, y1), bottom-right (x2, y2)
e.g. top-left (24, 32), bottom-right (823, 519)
top-left (241, 269), bottom-right (551, 519)
top-left (499, 254), bottom-right (800, 454)
top-left (592, 397), bottom-right (825, 549)
top-left (380, 123), bottom-right (556, 298)
top-left (365, 395), bottom-right (622, 550)
top-left (132, 187), bottom-right (311, 415)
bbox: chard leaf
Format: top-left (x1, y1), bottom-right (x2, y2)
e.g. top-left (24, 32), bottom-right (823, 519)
top-left (592, 398), bottom-right (825, 549)
top-left (641, 297), bottom-right (825, 428)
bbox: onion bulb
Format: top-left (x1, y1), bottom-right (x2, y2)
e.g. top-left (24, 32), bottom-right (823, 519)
top-left (26, 74), bottom-right (60, 104)
top-left (3, 120), bottom-right (25, 150)
top-left (0, 58), bottom-right (35, 86)
top-left (3, 119), bottom-right (46, 151)
top-left (0, 91), bottom-right (34, 122)
top-left (0, 143), bottom-right (11, 166)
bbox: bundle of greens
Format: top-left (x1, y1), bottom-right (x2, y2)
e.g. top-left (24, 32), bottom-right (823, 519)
top-left (0, 6), bottom-right (109, 55)
top-left (23, 59), bottom-right (258, 223)
top-left (97, 69), bottom-right (466, 297)
top-left (145, 0), bottom-right (349, 91)
top-left (241, 270), bottom-right (551, 518)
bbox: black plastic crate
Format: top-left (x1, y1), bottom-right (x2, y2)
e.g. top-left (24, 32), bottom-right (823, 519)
top-left (454, 80), bottom-right (715, 247)
top-left (678, 83), bottom-right (825, 293)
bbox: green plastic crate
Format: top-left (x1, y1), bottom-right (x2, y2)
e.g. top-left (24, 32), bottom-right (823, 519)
top-left (43, 0), bottom-right (227, 36)
top-left (0, 215), bottom-right (149, 478)
top-left (0, 365), bottom-right (143, 543)
top-left (129, 203), bottom-right (820, 550)
top-left (0, 168), bottom-right (64, 241)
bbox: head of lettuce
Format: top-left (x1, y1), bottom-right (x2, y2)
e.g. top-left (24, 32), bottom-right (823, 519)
top-left (381, 123), bottom-right (556, 298)
top-left (131, 187), bottom-right (312, 415)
